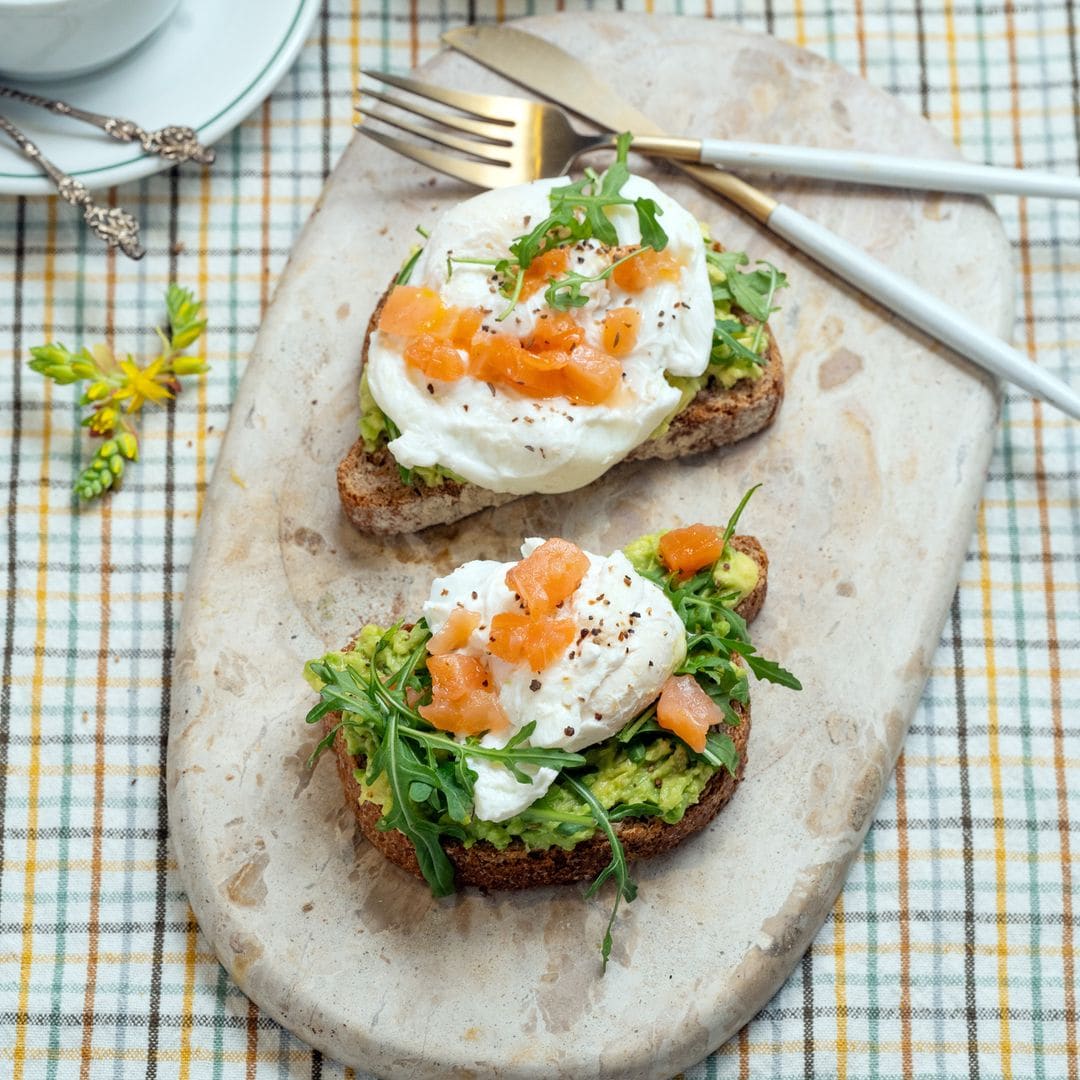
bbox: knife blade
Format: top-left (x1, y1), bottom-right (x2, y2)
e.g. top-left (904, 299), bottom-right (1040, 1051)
top-left (441, 24), bottom-right (777, 223)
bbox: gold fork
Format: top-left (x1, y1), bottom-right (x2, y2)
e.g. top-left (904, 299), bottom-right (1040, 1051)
top-left (356, 69), bottom-right (1080, 200)
top-left (356, 69), bottom-right (693, 191)
top-left (353, 68), bottom-right (1080, 419)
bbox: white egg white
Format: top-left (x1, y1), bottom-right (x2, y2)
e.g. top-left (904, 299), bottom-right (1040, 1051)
top-left (367, 175), bottom-right (715, 495)
top-left (421, 539), bottom-right (687, 823)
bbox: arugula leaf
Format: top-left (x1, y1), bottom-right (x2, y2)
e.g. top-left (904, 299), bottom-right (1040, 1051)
top-left (562, 774), bottom-right (637, 972)
top-left (461, 131), bottom-right (668, 320)
top-left (712, 319), bottom-right (767, 367)
top-left (721, 483), bottom-right (761, 548)
top-left (368, 706), bottom-right (457, 897)
top-left (542, 249), bottom-right (646, 312)
top-left (305, 634), bottom-right (587, 902)
top-left (701, 731), bottom-right (739, 774)
top-left (724, 640), bottom-right (803, 689)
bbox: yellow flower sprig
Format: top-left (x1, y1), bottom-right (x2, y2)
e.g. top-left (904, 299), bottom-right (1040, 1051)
top-left (29, 285), bottom-right (208, 501)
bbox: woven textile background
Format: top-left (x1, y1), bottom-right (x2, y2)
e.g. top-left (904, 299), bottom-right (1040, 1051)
top-left (1, 1), bottom-right (1077, 1077)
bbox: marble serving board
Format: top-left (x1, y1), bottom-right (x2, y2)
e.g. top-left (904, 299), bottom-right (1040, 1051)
top-left (168, 15), bottom-right (1010, 1080)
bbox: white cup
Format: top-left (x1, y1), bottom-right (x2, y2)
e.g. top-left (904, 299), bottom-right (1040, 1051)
top-left (0, 0), bottom-right (181, 81)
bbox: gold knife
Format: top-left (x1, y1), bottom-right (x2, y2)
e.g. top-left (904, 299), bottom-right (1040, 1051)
top-left (441, 24), bottom-right (1080, 419)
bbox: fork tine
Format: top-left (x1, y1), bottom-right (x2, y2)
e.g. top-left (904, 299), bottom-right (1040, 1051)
top-left (355, 124), bottom-right (514, 189)
top-left (359, 87), bottom-right (513, 144)
top-left (358, 108), bottom-right (511, 163)
top-left (360, 68), bottom-right (518, 123)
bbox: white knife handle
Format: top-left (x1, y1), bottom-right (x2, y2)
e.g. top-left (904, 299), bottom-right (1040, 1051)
top-left (765, 202), bottom-right (1080, 419)
top-left (700, 139), bottom-right (1080, 200)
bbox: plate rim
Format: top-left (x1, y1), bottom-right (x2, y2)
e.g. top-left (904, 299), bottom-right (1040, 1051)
top-left (0, 0), bottom-right (322, 195)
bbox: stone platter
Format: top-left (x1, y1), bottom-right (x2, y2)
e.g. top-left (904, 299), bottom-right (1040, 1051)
top-left (168, 16), bottom-right (1010, 1080)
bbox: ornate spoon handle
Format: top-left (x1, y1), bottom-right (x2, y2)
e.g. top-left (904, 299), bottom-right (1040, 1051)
top-left (0, 114), bottom-right (144, 260)
top-left (0, 84), bottom-right (215, 165)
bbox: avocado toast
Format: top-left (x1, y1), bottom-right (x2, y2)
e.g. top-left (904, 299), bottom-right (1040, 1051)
top-left (304, 492), bottom-right (800, 964)
top-left (338, 139), bottom-right (786, 534)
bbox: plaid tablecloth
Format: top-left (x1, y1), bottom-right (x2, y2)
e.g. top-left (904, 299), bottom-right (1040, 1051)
top-left (2, 2), bottom-right (1077, 1077)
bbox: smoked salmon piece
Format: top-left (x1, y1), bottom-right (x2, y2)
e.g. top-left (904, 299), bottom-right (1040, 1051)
top-left (520, 247), bottom-right (571, 300)
top-left (529, 311), bottom-right (585, 353)
top-left (426, 608), bottom-right (482, 655)
top-left (655, 674), bottom-right (721, 753)
top-left (602, 307), bottom-right (641, 357)
top-left (470, 335), bottom-right (564, 398)
top-left (383, 284), bottom-right (624, 405)
top-left (611, 247), bottom-right (682, 292)
top-left (505, 538), bottom-right (590, 617)
top-left (449, 307), bottom-right (485, 348)
top-left (487, 612), bottom-right (577, 672)
top-left (403, 333), bottom-right (467, 382)
top-left (658, 523), bottom-right (724, 579)
top-left (419, 653), bottom-right (508, 736)
top-left (378, 285), bottom-right (444, 336)
top-left (559, 345), bottom-right (622, 405)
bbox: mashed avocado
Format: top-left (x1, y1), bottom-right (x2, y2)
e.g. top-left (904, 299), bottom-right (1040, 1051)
top-left (624, 531), bottom-right (759, 605)
top-left (358, 370), bottom-right (464, 488)
top-left (319, 623), bottom-right (719, 852)
top-left (358, 233), bottom-right (778, 486)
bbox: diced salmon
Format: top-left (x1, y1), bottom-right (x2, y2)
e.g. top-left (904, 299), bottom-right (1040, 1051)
top-left (378, 285), bottom-right (445, 336)
top-left (520, 247), bottom-right (571, 300)
top-left (521, 348), bottom-right (571, 372)
top-left (602, 307), bottom-right (641, 357)
top-left (558, 345), bottom-right (622, 405)
top-left (424, 653), bottom-right (489, 700)
top-left (403, 333), bottom-right (467, 381)
top-left (655, 674), bottom-right (721, 753)
top-left (611, 247), bottom-right (682, 292)
top-left (419, 653), bottom-right (508, 736)
top-left (426, 608), bottom-right (482, 656)
top-left (658, 523), bottom-right (724, 579)
top-left (505, 538), bottom-right (590, 618)
top-left (470, 334), bottom-right (562, 397)
top-left (449, 307), bottom-right (485, 348)
top-left (488, 612), bottom-right (577, 671)
top-left (419, 692), bottom-right (508, 736)
top-left (529, 311), bottom-right (585, 353)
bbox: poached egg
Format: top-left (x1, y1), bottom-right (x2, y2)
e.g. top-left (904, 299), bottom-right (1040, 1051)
top-left (367, 175), bottom-right (714, 495)
top-left (422, 539), bottom-right (687, 822)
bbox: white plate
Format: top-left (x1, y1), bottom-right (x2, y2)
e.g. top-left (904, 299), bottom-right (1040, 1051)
top-left (0, 0), bottom-right (321, 195)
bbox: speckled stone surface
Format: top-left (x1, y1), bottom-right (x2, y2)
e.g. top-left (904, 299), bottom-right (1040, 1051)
top-left (168, 15), bottom-right (1010, 1080)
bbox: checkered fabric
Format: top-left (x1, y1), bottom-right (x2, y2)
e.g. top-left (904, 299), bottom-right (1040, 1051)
top-left (1, 1), bottom-right (1077, 1077)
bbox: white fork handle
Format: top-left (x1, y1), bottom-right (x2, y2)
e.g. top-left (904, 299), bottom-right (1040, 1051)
top-left (701, 139), bottom-right (1080, 199)
top-left (765, 202), bottom-right (1080, 419)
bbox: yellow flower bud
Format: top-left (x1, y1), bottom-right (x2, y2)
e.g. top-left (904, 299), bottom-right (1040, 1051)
top-left (99, 440), bottom-right (118, 458)
top-left (116, 432), bottom-right (138, 460)
top-left (86, 381), bottom-right (110, 402)
top-left (172, 356), bottom-right (208, 376)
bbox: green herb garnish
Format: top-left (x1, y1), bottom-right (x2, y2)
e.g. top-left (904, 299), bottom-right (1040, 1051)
top-left (705, 249), bottom-right (787, 366)
top-left (448, 132), bottom-right (668, 321)
top-left (29, 285), bottom-right (208, 501)
top-left (562, 773), bottom-right (637, 972)
top-left (306, 626), bottom-right (587, 896)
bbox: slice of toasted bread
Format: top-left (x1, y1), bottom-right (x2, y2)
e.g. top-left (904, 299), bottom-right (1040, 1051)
top-left (321, 534), bottom-right (768, 890)
top-left (337, 277), bottom-right (784, 535)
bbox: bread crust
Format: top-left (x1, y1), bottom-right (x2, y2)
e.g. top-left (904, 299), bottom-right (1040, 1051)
top-left (337, 264), bottom-right (784, 534)
top-left (321, 535), bottom-right (767, 890)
